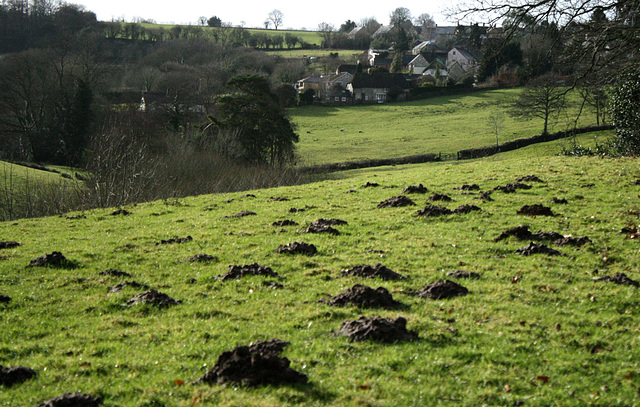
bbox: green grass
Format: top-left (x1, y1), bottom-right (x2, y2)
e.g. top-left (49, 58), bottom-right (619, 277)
top-left (268, 49), bottom-right (364, 60)
top-left (291, 88), bottom-right (600, 165)
top-left (2, 134), bottom-right (640, 406)
top-left (0, 161), bottom-right (72, 190)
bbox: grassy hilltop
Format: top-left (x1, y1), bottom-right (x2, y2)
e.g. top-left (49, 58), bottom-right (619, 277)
top-left (2, 132), bottom-right (640, 406)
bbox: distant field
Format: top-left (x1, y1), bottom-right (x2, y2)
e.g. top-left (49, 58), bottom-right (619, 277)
top-left (268, 49), bottom-right (365, 60)
top-left (291, 88), bottom-right (599, 165)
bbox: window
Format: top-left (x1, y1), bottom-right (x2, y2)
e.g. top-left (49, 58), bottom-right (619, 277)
top-left (341, 97), bottom-right (346, 102)
top-left (376, 93), bottom-right (386, 102)
top-left (334, 97), bottom-right (339, 101)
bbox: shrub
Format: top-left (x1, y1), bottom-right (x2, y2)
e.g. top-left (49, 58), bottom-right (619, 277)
top-left (610, 74), bottom-right (640, 155)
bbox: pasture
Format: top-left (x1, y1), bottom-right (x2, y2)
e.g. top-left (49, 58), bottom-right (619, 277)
top-left (291, 88), bottom-right (600, 165)
top-left (2, 132), bottom-right (640, 406)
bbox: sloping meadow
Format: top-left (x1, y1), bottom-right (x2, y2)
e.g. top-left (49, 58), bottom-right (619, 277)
top-left (1, 154), bottom-right (640, 406)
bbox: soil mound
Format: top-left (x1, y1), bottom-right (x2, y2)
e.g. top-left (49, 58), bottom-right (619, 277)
top-left (225, 211), bottom-right (257, 218)
top-left (313, 218), bottom-right (348, 226)
top-left (517, 204), bottom-right (555, 216)
top-left (341, 264), bottom-right (406, 280)
top-left (99, 269), bottom-right (131, 278)
top-left (0, 241), bottom-right (20, 249)
top-left (515, 242), bottom-right (562, 256)
top-left (65, 215), bottom-right (86, 220)
top-left (321, 284), bottom-right (403, 309)
top-left (218, 264), bottom-right (279, 281)
top-left (188, 254), bottom-right (219, 262)
top-left (594, 273), bottom-right (640, 287)
top-left (111, 209), bottom-right (131, 216)
top-left (377, 195), bottom-right (416, 208)
top-left (403, 184), bottom-right (428, 194)
top-left (0, 294), bottom-right (10, 304)
top-left (516, 175), bottom-right (544, 183)
top-left (362, 182), bottom-right (380, 188)
top-left (534, 231), bottom-right (564, 241)
top-left (416, 205), bottom-right (453, 217)
top-left (272, 220), bottom-right (298, 227)
top-left (126, 289), bottom-right (180, 307)
top-left (414, 280), bottom-right (469, 299)
top-left (448, 270), bottom-right (481, 279)
top-left (35, 392), bottom-right (102, 407)
top-left (196, 339), bottom-right (307, 386)
top-left (269, 197), bottom-right (289, 202)
top-left (108, 281), bottom-right (148, 293)
top-left (429, 193), bottom-right (453, 202)
top-left (241, 194), bottom-right (256, 198)
top-left (494, 225), bottom-right (534, 241)
top-left (494, 183), bottom-right (532, 193)
top-left (302, 224), bottom-right (340, 235)
top-left (337, 316), bottom-right (418, 342)
top-left (276, 242), bottom-right (317, 255)
top-left (0, 365), bottom-right (36, 386)
top-left (456, 184), bottom-right (481, 191)
top-left (28, 252), bottom-right (68, 267)
top-left (550, 197), bottom-right (568, 204)
top-left (453, 204), bottom-right (481, 214)
top-left (158, 236), bottom-right (192, 245)
top-left (478, 191), bottom-right (494, 201)
top-left (554, 236), bottom-right (591, 246)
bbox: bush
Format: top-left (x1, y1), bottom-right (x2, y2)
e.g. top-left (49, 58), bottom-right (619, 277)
top-left (610, 74), bottom-right (640, 155)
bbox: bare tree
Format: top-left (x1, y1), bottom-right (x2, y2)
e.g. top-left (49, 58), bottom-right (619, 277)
top-left (509, 74), bottom-right (567, 135)
top-left (415, 12), bottom-right (435, 28)
top-left (267, 9), bottom-right (284, 30)
top-left (488, 111), bottom-right (505, 149)
top-left (317, 22), bottom-right (335, 48)
top-left (390, 7), bottom-right (413, 26)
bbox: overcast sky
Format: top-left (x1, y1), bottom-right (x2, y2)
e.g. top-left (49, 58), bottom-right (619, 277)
top-left (71, 0), bottom-right (462, 30)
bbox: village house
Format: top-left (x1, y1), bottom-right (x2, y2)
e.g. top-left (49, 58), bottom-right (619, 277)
top-left (447, 47), bottom-right (480, 82)
top-left (347, 73), bottom-right (412, 104)
top-left (295, 72), bottom-right (354, 104)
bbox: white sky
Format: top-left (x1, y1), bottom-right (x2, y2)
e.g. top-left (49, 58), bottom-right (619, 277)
top-left (71, 0), bottom-right (462, 30)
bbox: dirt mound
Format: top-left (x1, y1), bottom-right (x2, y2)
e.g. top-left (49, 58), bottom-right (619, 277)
top-left (27, 252), bottom-right (68, 267)
top-left (225, 211), bottom-right (257, 218)
top-left (35, 392), bottom-right (102, 407)
top-left (632, 180), bottom-right (640, 186)
top-left (126, 289), bottom-right (180, 307)
top-left (534, 231), bottom-right (564, 241)
top-left (314, 218), bottom-right (348, 226)
top-left (337, 316), bottom-right (418, 342)
top-left (377, 195), bottom-right (416, 208)
top-left (108, 281), bottom-right (149, 293)
top-left (321, 284), bottom-right (404, 309)
top-left (262, 281), bottom-right (284, 289)
top-left (0, 295), bottom-right (10, 304)
top-left (414, 280), bottom-right (469, 299)
top-left (218, 264), bottom-right (280, 281)
top-left (429, 193), bottom-right (453, 202)
top-left (494, 183), bottom-right (532, 193)
top-left (0, 364), bottom-right (37, 386)
top-left (99, 269), bottom-right (131, 278)
top-left (0, 241), bottom-right (20, 249)
top-left (448, 270), bottom-right (481, 279)
top-left (456, 184), bottom-right (481, 191)
top-left (494, 225), bottom-right (534, 241)
top-left (276, 242), bottom-right (317, 255)
top-left (158, 236), bottom-right (192, 245)
top-left (554, 236), bottom-right (592, 246)
top-left (478, 191), bottom-right (494, 201)
top-left (340, 264), bottom-right (406, 280)
top-left (515, 242), bottom-right (563, 256)
top-left (187, 254), bottom-right (219, 262)
top-left (550, 197), bottom-right (568, 204)
top-left (453, 204), bottom-right (481, 214)
top-left (416, 205), bottom-right (453, 217)
top-left (403, 184), bottom-right (428, 194)
top-left (302, 224), bottom-right (340, 235)
top-left (196, 339), bottom-right (307, 386)
top-left (594, 273), bottom-right (640, 287)
top-left (517, 204), bottom-right (555, 216)
top-left (516, 175), bottom-right (544, 183)
top-left (362, 182), bottom-right (380, 188)
top-left (241, 194), bottom-right (256, 198)
top-left (269, 197), bottom-right (289, 202)
top-left (111, 209), bottom-right (131, 216)
top-left (65, 214), bottom-right (86, 220)
top-left (272, 220), bottom-right (298, 227)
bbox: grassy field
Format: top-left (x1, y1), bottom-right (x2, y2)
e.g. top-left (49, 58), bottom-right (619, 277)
top-left (3, 132), bottom-right (640, 406)
top-left (291, 88), bottom-right (599, 165)
top-left (268, 49), bottom-right (364, 60)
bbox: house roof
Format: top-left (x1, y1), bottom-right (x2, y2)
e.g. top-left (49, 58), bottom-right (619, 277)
top-left (297, 76), bottom-right (322, 84)
top-left (435, 26), bottom-right (457, 36)
top-left (373, 25), bottom-right (392, 37)
top-left (451, 47), bottom-right (481, 61)
top-left (351, 73), bottom-right (412, 90)
top-left (337, 64), bottom-right (359, 75)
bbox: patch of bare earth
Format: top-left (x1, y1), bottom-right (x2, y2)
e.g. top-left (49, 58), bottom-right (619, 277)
top-left (99, 269), bottom-right (132, 278)
top-left (340, 264), bottom-right (406, 280)
top-left (414, 280), bottom-right (469, 299)
top-left (517, 204), bottom-right (555, 216)
top-left (377, 195), bottom-right (416, 208)
top-left (429, 193), bottom-right (453, 202)
top-left (455, 184), bottom-right (481, 191)
top-left (594, 273), bottom-right (640, 287)
top-left (494, 183), bottom-right (532, 193)
top-left (276, 242), bottom-right (317, 255)
top-left (320, 284), bottom-right (404, 309)
top-left (337, 316), bottom-right (418, 342)
top-left (448, 270), bottom-right (481, 279)
top-left (0, 365), bottom-right (37, 386)
top-left (217, 264), bottom-right (280, 281)
top-left (453, 205), bottom-right (482, 214)
top-left (195, 339), bottom-right (307, 386)
top-left (416, 205), bottom-right (453, 217)
top-left (516, 175), bottom-right (545, 183)
top-left (110, 209), bottom-right (131, 216)
top-left (126, 289), bottom-right (180, 307)
top-left (35, 393), bottom-right (102, 407)
top-left (403, 184), bottom-right (428, 194)
top-left (515, 242), bottom-right (563, 256)
top-left (302, 224), bottom-right (340, 235)
top-left (0, 241), bottom-right (20, 249)
top-left (272, 220), bottom-right (298, 227)
top-left (27, 252), bottom-right (69, 267)
top-left (158, 236), bottom-right (192, 245)
top-left (224, 211), bottom-right (257, 218)
top-left (187, 254), bottom-right (219, 262)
